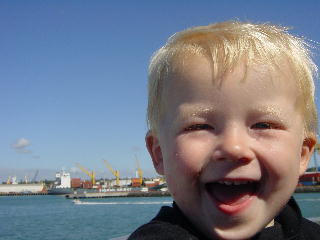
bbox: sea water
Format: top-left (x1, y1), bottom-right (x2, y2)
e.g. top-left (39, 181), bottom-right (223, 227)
top-left (0, 193), bottom-right (319, 240)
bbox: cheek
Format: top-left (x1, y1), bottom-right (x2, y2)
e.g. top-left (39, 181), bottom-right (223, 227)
top-left (168, 135), bottom-right (212, 175)
top-left (261, 138), bottom-right (302, 179)
top-left (164, 136), bottom-right (211, 200)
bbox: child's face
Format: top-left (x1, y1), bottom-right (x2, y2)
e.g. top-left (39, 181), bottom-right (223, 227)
top-left (146, 55), bottom-right (315, 240)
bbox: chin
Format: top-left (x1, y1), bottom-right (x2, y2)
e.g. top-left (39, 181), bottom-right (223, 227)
top-left (212, 224), bottom-right (262, 240)
top-left (196, 203), bottom-right (272, 240)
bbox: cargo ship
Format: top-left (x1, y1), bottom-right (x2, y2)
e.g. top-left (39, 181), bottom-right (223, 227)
top-left (295, 167), bottom-right (320, 192)
top-left (48, 187), bottom-right (99, 195)
top-left (48, 171), bottom-right (99, 195)
top-left (48, 169), bottom-right (168, 196)
top-left (298, 167), bottom-right (320, 186)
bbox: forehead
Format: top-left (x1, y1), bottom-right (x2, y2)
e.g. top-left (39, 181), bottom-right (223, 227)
top-left (162, 54), bottom-right (299, 103)
top-left (156, 55), bottom-right (305, 134)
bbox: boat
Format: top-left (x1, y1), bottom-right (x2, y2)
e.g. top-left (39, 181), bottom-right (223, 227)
top-left (48, 187), bottom-right (99, 195)
top-left (48, 170), bottom-right (99, 195)
top-left (72, 199), bottom-right (84, 204)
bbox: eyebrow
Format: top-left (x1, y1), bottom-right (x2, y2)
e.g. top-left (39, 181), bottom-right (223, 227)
top-left (174, 104), bottom-right (288, 123)
top-left (177, 105), bottom-right (216, 120)
top-left (251, 105), bottom-right (285, 118)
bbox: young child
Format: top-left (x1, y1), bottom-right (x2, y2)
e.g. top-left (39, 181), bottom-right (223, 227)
top-left (128, 21), bottom-right (320, 240)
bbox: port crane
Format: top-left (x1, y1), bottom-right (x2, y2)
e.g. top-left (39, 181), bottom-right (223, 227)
top-left (76, 163), bottom-right (96, 185)
top-left (103, 160), bottom-right (120, 186)
top-left (32, 170), bottom-right (39, 183)
top-left (135, 155), bottom-right (143, 185)
top-left (6, 176), bottom-right (11, 184)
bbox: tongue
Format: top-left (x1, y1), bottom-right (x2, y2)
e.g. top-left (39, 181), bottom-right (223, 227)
top-left (206, 182), bottom-right (256, 206)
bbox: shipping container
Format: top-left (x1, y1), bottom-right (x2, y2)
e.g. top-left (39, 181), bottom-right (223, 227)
top-left (71, 178), bottom-right (81, 188)
top-left (82, 180), bottom-right (93, 189)
top-left (131, 178), bottom-right (142, 187)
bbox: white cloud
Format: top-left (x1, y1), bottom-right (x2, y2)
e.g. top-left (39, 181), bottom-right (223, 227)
top-left (11, 138), bottom-right (32, 154)
top-left (12, 138), bottom-right (30, 149)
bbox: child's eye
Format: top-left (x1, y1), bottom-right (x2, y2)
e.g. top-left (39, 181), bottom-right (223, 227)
top-left (251, 122), bottom-right (273, 129)
top-left (184, 124), bottom-right (213, 131)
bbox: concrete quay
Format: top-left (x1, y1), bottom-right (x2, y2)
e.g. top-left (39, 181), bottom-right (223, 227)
top-left (65, 191), bottom-right (171, 199)
top-left (65, 185), bottom-right (320, 199)
top-left (0, 192), bottom-right (47, 196)
top-left (295, 185), bottom-right (320, 193)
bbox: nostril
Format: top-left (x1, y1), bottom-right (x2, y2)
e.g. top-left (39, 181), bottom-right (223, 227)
top-left (238, 157), bottom-right (253, 164)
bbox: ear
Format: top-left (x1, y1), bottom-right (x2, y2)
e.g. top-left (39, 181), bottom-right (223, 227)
top-left (146, 131), bottom-right (164, 175)
top-left (299, 135), bottom-right (316, 176)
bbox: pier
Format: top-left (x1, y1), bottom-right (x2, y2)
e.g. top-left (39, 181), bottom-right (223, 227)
top-left (65, 191), bottom-right (171, 199)
top-left (295, 185), bottom-right (320, 193)
top-left (0, 192), bottom-right (47, 196)
top-left (63, 186), bottom-right (320, 199)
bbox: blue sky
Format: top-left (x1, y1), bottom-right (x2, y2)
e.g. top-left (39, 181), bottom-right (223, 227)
top-left (1, 1), bottom-right (320, 182)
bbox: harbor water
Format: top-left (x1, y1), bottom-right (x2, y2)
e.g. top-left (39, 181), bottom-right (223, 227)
top-left (1, 193), bottom-right (319, 240)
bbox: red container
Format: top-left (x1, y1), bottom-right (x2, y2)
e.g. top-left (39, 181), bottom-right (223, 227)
top-left (131, 178), bottom-right (142, 187)
top-left (71, 178), bottom-right (82, 188)
top-left (82, 180), bottom-right (93, 189)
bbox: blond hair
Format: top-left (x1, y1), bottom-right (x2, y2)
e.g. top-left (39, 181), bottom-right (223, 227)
top-left (147, 21), bottom-right (318, 135)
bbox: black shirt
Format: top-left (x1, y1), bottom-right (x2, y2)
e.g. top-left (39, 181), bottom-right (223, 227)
top-left (128, 198), bottom-right (320, 240)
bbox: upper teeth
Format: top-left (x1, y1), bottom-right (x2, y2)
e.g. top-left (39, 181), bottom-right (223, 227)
top-left (217, 180), bottom-right (252, 185)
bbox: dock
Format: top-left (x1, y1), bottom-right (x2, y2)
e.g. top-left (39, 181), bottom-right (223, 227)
top-left (295, 185), bottom-right (320, 193)
top-left (64, 185), bottom-right (320, 199)
top-left (0, 192), bottom-right (47, 196)
top-left (65, 191), bottom-right (171, 199)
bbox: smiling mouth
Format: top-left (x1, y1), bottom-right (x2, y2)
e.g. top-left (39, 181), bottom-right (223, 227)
top-left (205, 180), bottom-right (260, 209)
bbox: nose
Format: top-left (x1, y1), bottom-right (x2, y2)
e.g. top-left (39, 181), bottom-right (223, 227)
top-left (212, 125), bottom-right (254, 164)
